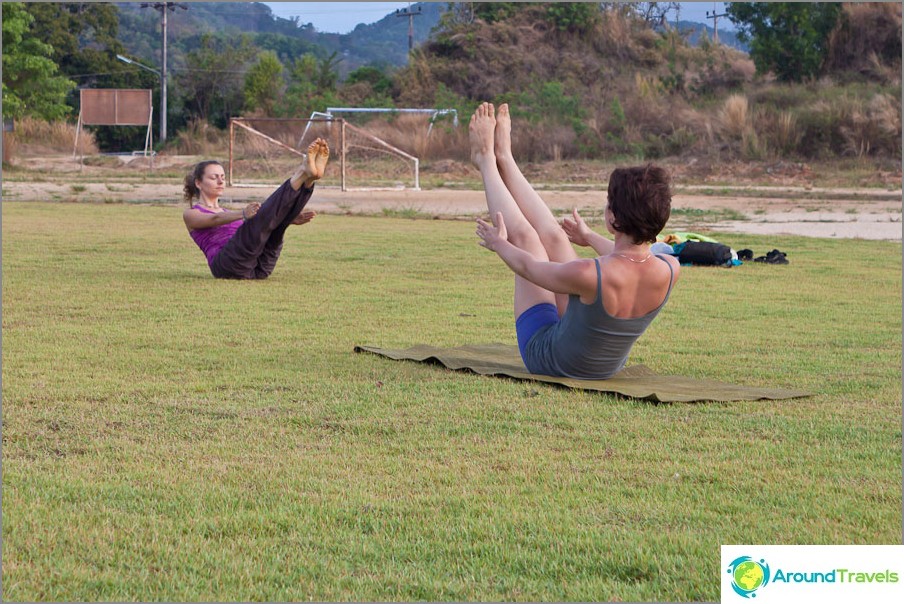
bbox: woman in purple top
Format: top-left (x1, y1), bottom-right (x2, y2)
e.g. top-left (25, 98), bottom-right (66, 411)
top-left (182, 137), bottom-right (330, 279)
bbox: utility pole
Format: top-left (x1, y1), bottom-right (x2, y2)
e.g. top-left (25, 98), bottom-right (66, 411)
top-left (706, 4), bottom-right (728, 45)
top-left (140, 2), bottom-right (187, 143)
top-left (395, 4), bottom-right (422, 54)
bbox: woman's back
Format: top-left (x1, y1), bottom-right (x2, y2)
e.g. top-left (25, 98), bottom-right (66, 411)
top-left (596, 252), bottom-right (678, 318)
top-left (525, 255), bottom-right (676, 379)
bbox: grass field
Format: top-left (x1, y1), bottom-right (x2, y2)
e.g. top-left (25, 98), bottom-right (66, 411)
top-left (2, 202), bottom-right (901, 601)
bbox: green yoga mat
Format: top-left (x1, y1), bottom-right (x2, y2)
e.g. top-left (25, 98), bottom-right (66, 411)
top-left (354, 343), bottom-right (811, 403)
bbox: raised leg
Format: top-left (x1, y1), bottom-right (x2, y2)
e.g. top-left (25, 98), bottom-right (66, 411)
top-left (212, 138), bottom-right (328, 279)
top-left (212, 180), bottom-right (313, 279)
top-left (494, 103), bottom-right (577, 312)
top-left (495, 104), bottom-right (578, 263)
top-left (470, 102), bottom-right (556, 318)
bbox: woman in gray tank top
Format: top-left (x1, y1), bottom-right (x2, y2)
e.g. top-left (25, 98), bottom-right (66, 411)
top-left (470, 102), bottom-right (680, 379)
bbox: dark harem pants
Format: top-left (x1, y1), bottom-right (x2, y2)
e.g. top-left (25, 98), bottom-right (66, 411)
top-left (210, 180), bottom-right (314, 279)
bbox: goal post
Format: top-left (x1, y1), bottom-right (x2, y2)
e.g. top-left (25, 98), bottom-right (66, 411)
top-left (227, 116), bottom-right (420, 191)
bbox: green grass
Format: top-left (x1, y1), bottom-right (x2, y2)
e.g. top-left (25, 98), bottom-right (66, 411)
top-left (2, 202), bottom-right (901, 601)
top-left (669, 207), bottom-right (748, 222)
top-left (381, 206), bottom-right (432, 220)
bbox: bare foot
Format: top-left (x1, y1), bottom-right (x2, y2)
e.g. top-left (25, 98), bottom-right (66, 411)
top-left (469, 102), bottom-right (496, 169)
top-left (494, 103), bottom-right (513, 161)
top-left (291, 210), bottom-right (316, 226)
top-left (291, 137), bottom-right (330, 190)
top-left (310, 138), bottom-right (330, 178)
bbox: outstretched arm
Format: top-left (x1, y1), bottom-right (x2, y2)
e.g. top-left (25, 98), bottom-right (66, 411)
top-left (562, 208), bottom-right (614, 256)
top-left (477, 213), bottom-right (596, 297)
top-left (183, 203), bottom-right (260, 230)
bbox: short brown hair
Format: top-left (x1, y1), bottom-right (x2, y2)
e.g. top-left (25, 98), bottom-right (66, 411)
top-left (606, 164), bottom-right (672, 244)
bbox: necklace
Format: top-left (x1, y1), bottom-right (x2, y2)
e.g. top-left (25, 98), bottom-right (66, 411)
top-left (615, 252), bottom-right (652, 263)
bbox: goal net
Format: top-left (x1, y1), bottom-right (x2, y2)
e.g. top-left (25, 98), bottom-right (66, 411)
top-left (228, 117), bottom-right (419, 190)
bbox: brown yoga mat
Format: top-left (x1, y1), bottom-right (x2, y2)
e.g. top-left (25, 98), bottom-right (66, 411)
top-left (354, 343), bottom-right (811, 403)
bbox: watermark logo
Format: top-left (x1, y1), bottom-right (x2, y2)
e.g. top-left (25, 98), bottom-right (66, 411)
top-left (722, 546), bottom-right (904, 603)
top-left (727, 555), bottom-right (771, 598)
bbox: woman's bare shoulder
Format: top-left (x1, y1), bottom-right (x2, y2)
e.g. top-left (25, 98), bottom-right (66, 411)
top-left (658, 253), bottom-right (681, 281)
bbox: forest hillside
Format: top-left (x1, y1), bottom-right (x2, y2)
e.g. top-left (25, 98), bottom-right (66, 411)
top-left (4, 2), bottom-right (900, 168)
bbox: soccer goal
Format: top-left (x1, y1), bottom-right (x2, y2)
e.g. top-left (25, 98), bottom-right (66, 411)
top-left (228, 116), bottom-right (420, 190)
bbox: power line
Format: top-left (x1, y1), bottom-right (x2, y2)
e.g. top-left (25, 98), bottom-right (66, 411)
top-left (82, 67), bottom-right (250, 78)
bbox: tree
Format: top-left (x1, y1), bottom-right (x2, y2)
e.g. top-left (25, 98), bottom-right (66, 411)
top-left (545, 2), bottom-right (601, 34)
top-left (23, 2), bottom-right (157, 150)
top-left (627, 2), bottom-right (682, 28)
top-left (244, 51), bottom-right (285, 116)
top-left (726, 2), bottom-right (843, 82)
top-left (315, 51), bottom-right (343, 91)
top-left (176, 34), bottom-right (257, 127)
top-left (1, 2), bottom-right (75, 121)
top-left (24, 2), bottom-right (136, 89)
top-left (341, 66), bottom-right (394, 107)
top-left (276, 53), bottom-right (340, 119)
top-left (473, 2), bottom-right (524, 24)
top-left (345, 66), bottom-right (393, 97)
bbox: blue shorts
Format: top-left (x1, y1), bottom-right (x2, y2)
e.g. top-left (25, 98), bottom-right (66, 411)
top-left (515, 303), bottom-right (560, 362)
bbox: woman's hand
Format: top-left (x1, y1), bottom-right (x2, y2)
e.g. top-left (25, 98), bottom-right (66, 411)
top-left (291, 210), bottom-right (316, 226)
top-left (243, 202), bottom-right (261, 220)
top-left (562, 208), bottom-right (593, 247)
top-left (476, 212), bottom-right (508, 253)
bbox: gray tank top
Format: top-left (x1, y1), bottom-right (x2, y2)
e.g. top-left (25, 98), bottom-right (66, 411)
top-left (524, 255), bottom-right (674, 379)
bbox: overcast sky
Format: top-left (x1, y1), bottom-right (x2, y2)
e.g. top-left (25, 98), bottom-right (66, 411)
top-left (261, 1), bottom-right (733, 35)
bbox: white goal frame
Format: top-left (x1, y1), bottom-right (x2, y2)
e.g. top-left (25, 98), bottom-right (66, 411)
top-left (229, 115), bottom-right (420, 191)
top-left (324, 107), bottom-right (459, 137)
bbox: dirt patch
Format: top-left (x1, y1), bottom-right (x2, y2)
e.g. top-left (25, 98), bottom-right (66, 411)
top-left (3, 153), bottom-right (901, 241)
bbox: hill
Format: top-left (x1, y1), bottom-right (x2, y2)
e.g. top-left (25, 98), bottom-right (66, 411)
top-left (92, 2), bottom-right (903, 163)
top-left (114, 1), bottom-right (445, 76)
top-left (115, 2), bottom-right (743, 76)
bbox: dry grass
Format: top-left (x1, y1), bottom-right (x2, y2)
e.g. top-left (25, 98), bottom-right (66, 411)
top-left (171, 119), bottom-right (230, 156)
top-left (837, 93), bottom-right (902, 158)
top-left (718, 94), bottom-right (751, 139)
top-left (6, 116), bottom-right (98, 156)
top-left (713, 95), bottom-right (774, 160)
top-left (826, 2), bottom-right (902, 83)
top-left (770, 110), bottom-right (803, 156)
top-left (690, 45), bottom-right (756, 94)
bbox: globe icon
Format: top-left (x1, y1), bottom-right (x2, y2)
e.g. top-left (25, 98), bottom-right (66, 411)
top-left (733, 560), bottom-right (765, 592)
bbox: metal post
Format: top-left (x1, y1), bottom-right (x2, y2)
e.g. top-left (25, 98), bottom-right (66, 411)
top-left (396, 5), bottom-right (422, 55)
top-left (407, 12), bottom-right (414, 52)
top-left (161, 6), bottom-right (167, 142)
top-left (140, 2), bottom-right (187, 143)
top-left (340, 120), bottom-right (347, 192)
top-left (706, 7), bottom-right (728, 45)
top-left (228, 119), bottom-right (234, 186)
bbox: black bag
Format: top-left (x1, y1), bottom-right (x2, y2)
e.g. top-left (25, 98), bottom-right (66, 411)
top-left (677, 241), bottom-right (732, 266)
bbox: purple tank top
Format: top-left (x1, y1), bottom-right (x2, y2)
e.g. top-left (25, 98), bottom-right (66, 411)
top-left (188, 205), bottom-right (242, 266)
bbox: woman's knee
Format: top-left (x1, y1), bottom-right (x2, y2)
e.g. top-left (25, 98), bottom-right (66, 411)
top-left (536, 223), bottom-right (570, 248)
top-left (507, 225), bottom-right (545, 253)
